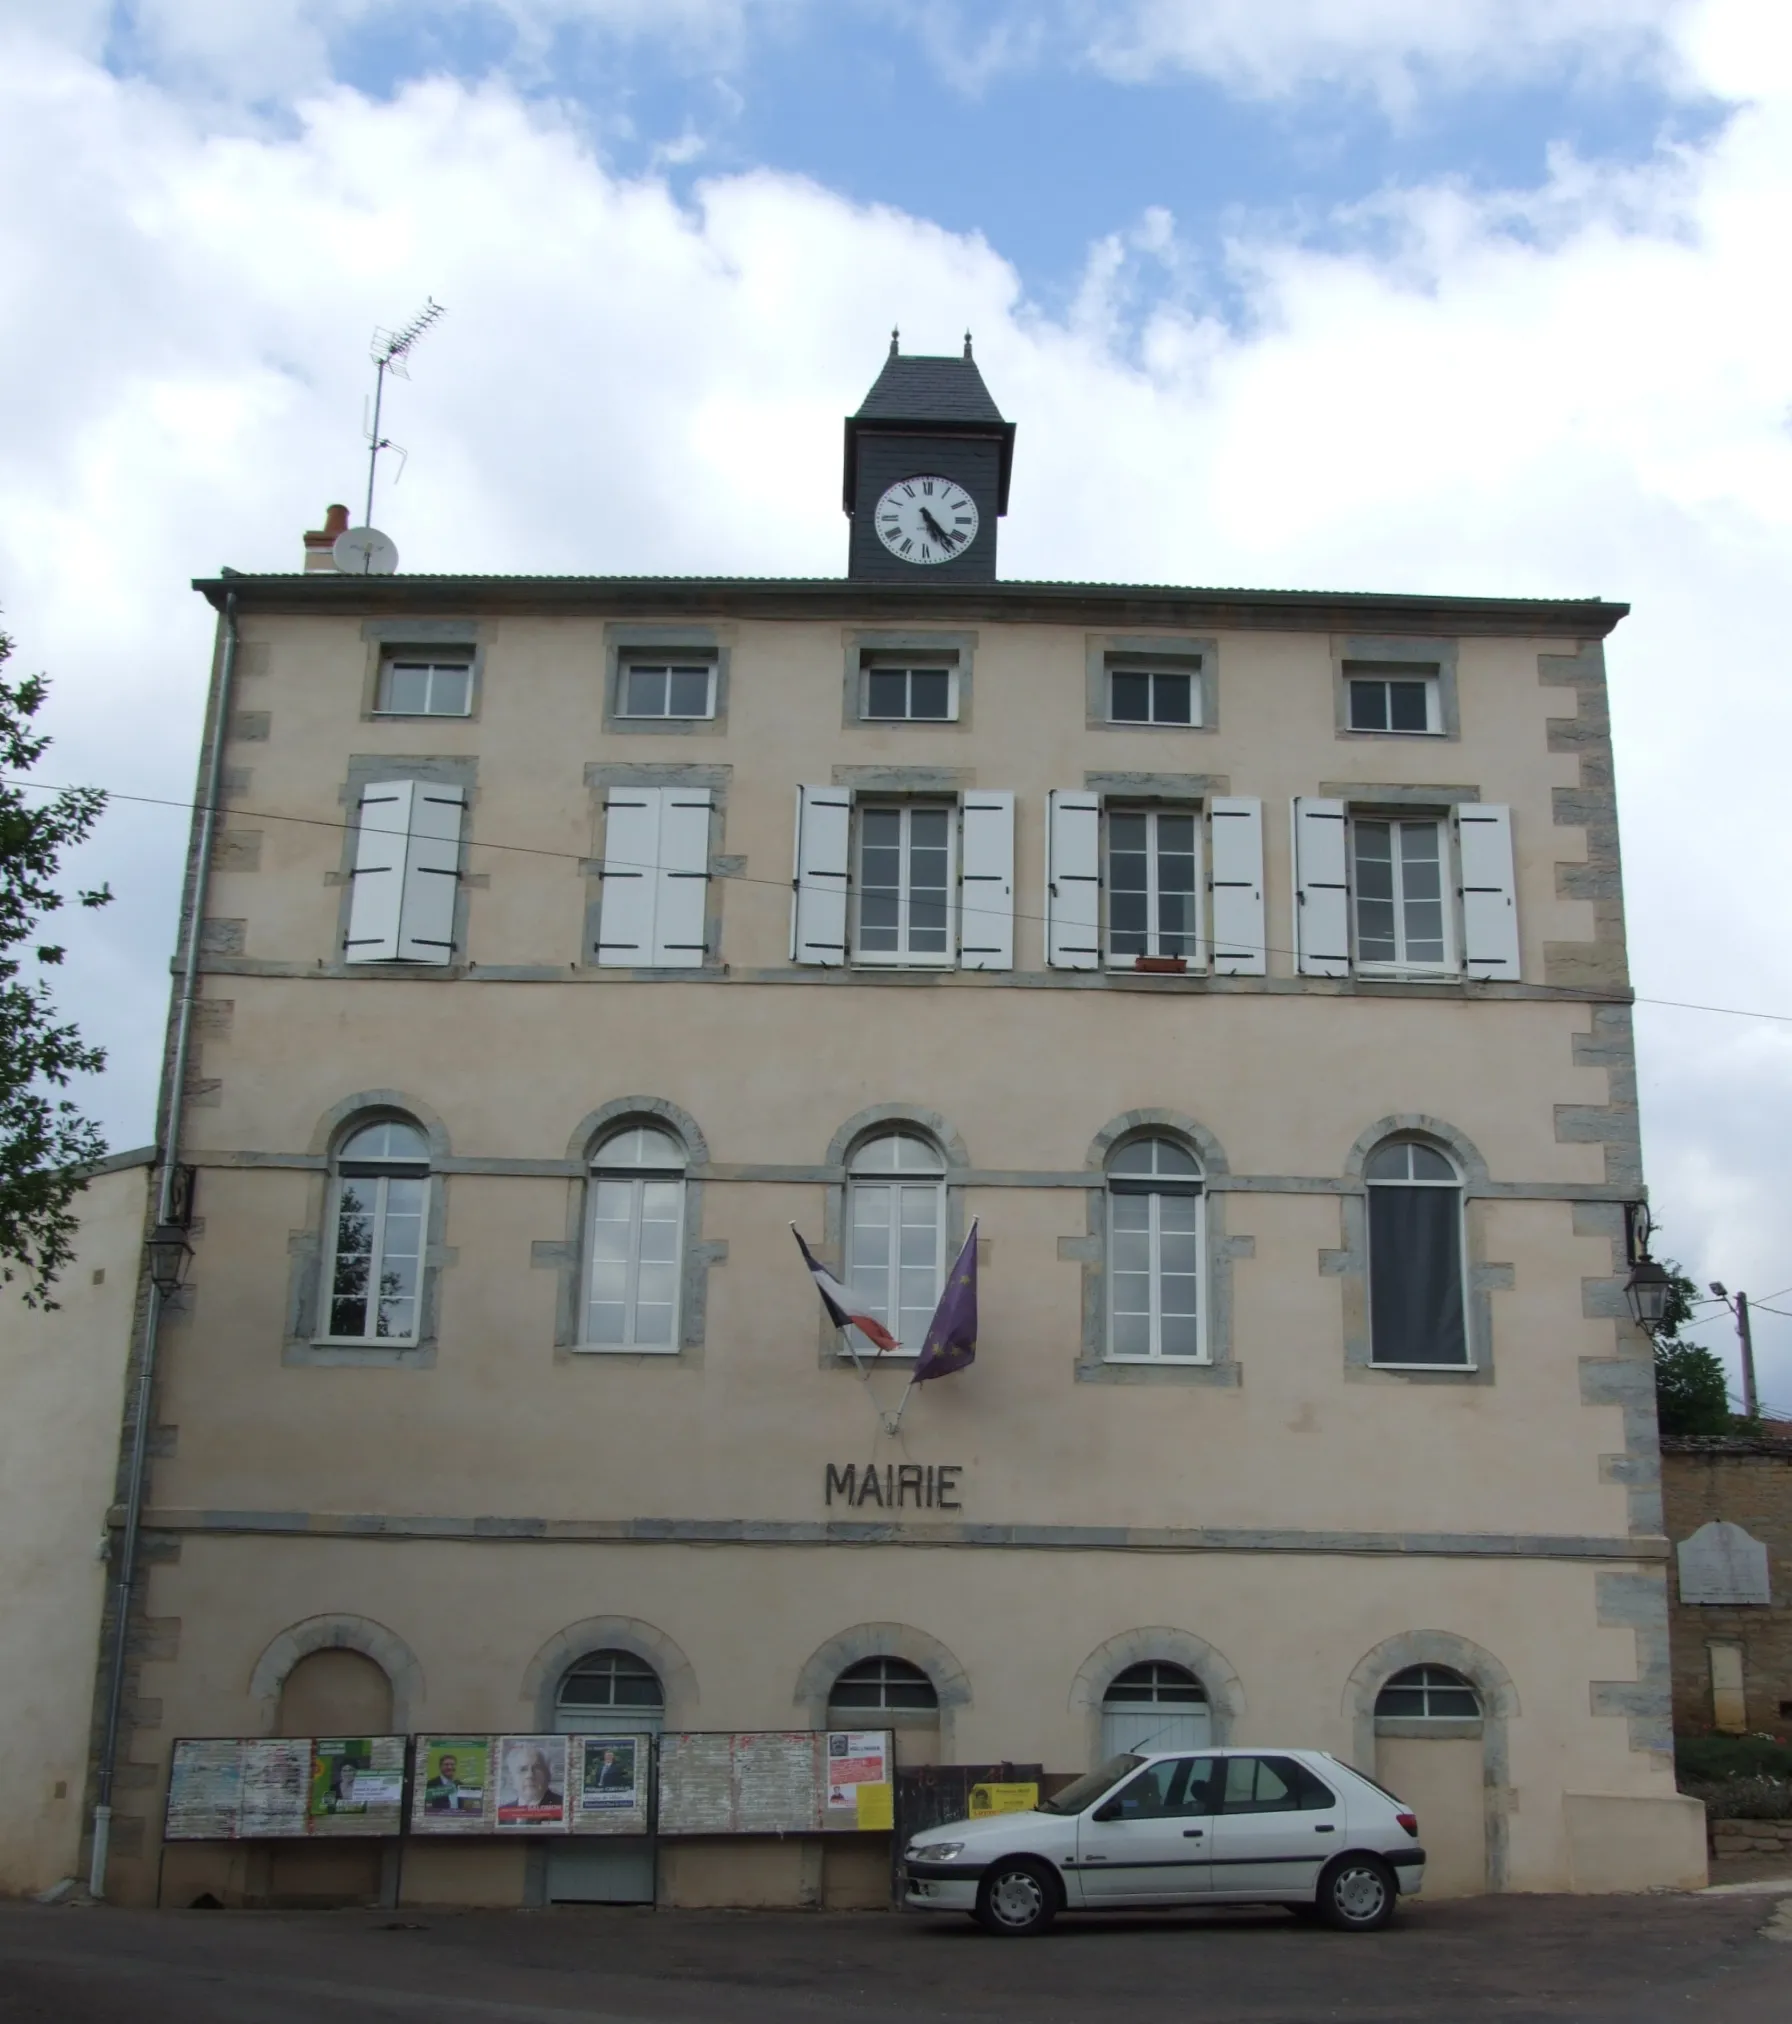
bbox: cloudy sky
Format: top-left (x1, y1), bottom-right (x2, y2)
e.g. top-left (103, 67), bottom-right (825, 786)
top-left (3, 0), bottom-right (1789, 1407)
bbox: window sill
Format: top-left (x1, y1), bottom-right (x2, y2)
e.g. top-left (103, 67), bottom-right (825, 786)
top-left (1104, 1354), bottom-right (1211, 1367)
top-left (856, 715), bottom-right (960, 728)
top-left (1104, 719), bottom-right (1203, 732)
top-left (369, 709), bottom-right (473, 721)
top-left (850, 957), bottom-right (956, 971)
top-left (1352, 965), bottom-right (1461, 983)
top-left (616, 714), bottom-right (716, 726)
top-left (1076, 1357), bottom-right (1238, 1387)
top-left (1340, 727), bottom-right (1444, 738)
top-left (313, 1335), bottom-right (422, 1350)
top-left (1368, 1360), bottom-right (1478, 1373)
top-left (572, 1343), bottom-right (681, 1356)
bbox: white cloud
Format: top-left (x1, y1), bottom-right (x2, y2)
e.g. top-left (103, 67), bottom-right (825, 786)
top-left (2, 3), bottom-right (1790, 1403)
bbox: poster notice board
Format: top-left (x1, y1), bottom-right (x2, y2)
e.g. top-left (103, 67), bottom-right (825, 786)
top-left (657, 1732), bottom-right (894, 1836)
top-left (408, 1734), bottom-right (653, 1836)
top-left (165, 1737), bottom-right (404, 1841)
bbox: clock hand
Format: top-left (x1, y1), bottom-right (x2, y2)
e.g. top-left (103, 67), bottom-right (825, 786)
top-left (919, 507), bottom-right (959, 547)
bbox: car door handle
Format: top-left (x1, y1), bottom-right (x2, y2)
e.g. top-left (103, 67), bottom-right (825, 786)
top-left (1182, 1830), bottom-right (1204, 1840)
top-left (1315, 1825), bottom-right (1334, 1834)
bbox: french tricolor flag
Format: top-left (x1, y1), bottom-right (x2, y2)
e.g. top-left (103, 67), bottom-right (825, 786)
top-left (790, 1225), bottom-right (899, 1354)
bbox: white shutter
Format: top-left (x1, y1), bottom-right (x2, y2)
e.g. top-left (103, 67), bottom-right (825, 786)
top-left (653, 788), bottom-right (713, 967)
top-left (345, 780), bottom-right (412, 963)
top-left (1292, 796), bottom-right (1350, 977)
top-left (1208, 795), bottom-right (1264, 976)
top-left (1047, 790), bottom-right (1101, 970)
top-left (1458, 803), bottom-right (1520, 981)
top-left (397, 783), bottom-right (465, 962)
top-left (597, 788), bottom-right (661, 968)
top-left (958, 791), bottom-right (1014, 971)
top-left (791, 785), bottom-right (850, 966)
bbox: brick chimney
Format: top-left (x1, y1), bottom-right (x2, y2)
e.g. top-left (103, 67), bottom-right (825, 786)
top-left (303, 503), bottom-right (352, 573)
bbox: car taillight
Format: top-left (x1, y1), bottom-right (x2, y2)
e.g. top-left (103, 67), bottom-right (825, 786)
top-left (1396, 1811), bottom-right (1419, 1837)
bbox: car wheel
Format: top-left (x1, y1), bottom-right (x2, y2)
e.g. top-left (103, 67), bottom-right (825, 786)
top-left (975, 1858), bottom-right (1059, 1937)
top-left (1316, 1854), bottom-right (1396, 1932)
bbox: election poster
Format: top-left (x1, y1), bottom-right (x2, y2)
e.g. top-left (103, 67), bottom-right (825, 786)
top-left (570, 1736), bottom-right (649, 1833)
top-left (411, 1736), bottom-right (494, 1834)
top-left (165, 1739), bottom-right (243, 1840)
top-left (494, 1735), bottom-right (570, 1832)
top-left (306, 1737), bottom-right (406, 1836)
top-left (824, 1731), bottom-right (891, 1815)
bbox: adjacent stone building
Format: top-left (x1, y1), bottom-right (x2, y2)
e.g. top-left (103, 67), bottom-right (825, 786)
top-left (75, 342), bottom-right (1706, 1906)
top-left (1663, 1434), bottom-right (1792, 1735)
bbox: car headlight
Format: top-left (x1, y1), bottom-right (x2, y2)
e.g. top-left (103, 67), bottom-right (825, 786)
top-left (910, 1841), bottom-right (964, 1861)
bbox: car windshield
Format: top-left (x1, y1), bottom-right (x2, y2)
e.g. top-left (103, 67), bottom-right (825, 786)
top-left (1038, 1754), bottom-right (1143, 1815)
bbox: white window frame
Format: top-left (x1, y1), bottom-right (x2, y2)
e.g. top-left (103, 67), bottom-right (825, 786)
top-left (319, 1122), bottom-right (430, 1347)
top-left (617, 656), bottom-right (718, 722)
top-left (858, 656), bottom-right (960, 724)
top-left (843, 1134), bottom-right (946, 1358)
top-left (851, 800), bottom-right (959, 967)
top-left (1103, 803), bottom-right (1207, 968)
top-left (1105, 1141), bottom-right (1207, 1364)
top-left (579, 1127), bottom-right (687, 1353)
top-left (1105, 659), bottom-right (1202, 728)
top-left (374, 652), bottom-right (474, 718)
top-left (1345, 671), bottom-right (1441, 736)
top-left (1364, 1140), bottom-right (1473, 1371)
top-left (1349, 813), bottom-right (1457, 977)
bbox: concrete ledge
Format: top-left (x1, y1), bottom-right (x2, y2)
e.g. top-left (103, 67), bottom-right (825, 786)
top-left (129, 1507), bottom-right (1668, 1560)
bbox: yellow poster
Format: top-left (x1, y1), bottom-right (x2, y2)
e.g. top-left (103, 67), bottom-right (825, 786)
top-left (969, 1781), bottom-right (1039, 1816)
top-left (855, 1780), bottom-right (894, 1830)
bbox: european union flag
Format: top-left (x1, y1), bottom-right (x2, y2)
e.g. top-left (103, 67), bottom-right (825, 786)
top-left (914, 1219), bottom-right (979, 1383)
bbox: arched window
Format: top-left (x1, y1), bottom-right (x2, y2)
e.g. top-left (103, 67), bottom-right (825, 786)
top-left (1364, 1138), bottom-right (1469, 1367)
top-left (584, 1124), bottom-right (687, 1350)
top-left (846, 1132), bottom-right (945, 1353)
top-left (1106, 1136), bottom-right (1204, 1361)
top-left (828, 1657), bottom-right (939, 1713)
top-left (555, 1650), bottom-right (667, 1733)
top-left (1100, 1661), bottom-right (1211, 1755)
top-left (1375, 1664), bottom-right (1482, 1721)
top-left (325, 1119), bottom-right (429, 1342)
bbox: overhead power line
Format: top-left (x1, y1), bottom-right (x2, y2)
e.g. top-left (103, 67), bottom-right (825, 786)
top-left (12, 770), bottom-right (1792, 1027)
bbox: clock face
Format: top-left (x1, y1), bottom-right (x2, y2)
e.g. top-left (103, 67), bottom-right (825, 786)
top-left (875, 477), bottom-right (979, 565)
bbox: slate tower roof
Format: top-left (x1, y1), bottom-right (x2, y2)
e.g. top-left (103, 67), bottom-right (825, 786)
top-left (842, 335), bottom-right (1017, 515)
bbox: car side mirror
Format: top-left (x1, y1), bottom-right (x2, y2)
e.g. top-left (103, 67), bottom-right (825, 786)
top-left (1092, 1799), bottom-right (1121, 1823)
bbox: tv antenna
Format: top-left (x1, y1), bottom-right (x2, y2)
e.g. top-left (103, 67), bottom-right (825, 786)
top-left (362, 297), bottom-right (446, 529)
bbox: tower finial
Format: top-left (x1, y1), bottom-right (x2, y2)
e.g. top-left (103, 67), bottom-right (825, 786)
top-left (964, 329), bottom-right (974, 359)
top-left (890, 326), bottom-right (900, 358)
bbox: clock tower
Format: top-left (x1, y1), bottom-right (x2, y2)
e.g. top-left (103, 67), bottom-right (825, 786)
top-left (844, 332), bottom-right (1015, 583)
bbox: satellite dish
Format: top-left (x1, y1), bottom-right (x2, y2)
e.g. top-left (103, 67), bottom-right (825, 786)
top-left (332, 525), bottom-right (399, 576)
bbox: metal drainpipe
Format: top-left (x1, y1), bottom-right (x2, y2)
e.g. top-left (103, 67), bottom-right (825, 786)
top-left (89, 590), bottom-right (239, 1899)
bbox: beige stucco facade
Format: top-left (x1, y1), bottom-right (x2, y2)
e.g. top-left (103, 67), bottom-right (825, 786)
top-left (0, 1153), bottom-right (148, 1894)
top-left (78, 554), bottom-right (1709, 1903)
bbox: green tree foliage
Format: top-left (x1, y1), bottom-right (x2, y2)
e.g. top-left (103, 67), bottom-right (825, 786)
top-left (0, 624), bottom-right (112, 1305)
top-left (1650, 1255), bottom-right (1735, 1436)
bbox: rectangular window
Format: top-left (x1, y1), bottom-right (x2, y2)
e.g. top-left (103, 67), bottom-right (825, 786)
top-left (1351, 817), bottom-right (1451, 972)
top-left (619, 658), bottom-right (716, 720)
top-left (1108, 661), bottom-right (1199, 726)
top-left (848, 1180), bottom-right (944, 1351)
top-left (1346, 671), bottom-right (1440, 734)
top-left (861, 660), bottom-right (955, 721)
top-left (375, 653), bottom-right (473, 717)
top-left (1108, 1189), bottom-right (1203, 1359)
top-left (853, 803), bottom-right (956, 964)
top-left (584, 1175), bottom-right (684, 1349)
top-left (327, 1174), bottom-right (425, 1342)
top-left (595, 787), bottom-right (712, 968)
top-left (1106, 807), bottom-right (1201, 964)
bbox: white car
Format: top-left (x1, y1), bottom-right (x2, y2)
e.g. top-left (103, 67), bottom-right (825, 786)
top-left (903, 1748), bottom-right (1425, 1936)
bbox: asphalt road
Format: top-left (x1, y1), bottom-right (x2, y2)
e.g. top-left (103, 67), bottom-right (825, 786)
top-left (2, 1893), bottom-right (1789, 2024)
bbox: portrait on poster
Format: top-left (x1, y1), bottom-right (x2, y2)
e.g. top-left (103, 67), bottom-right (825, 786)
top-left (495, 1735), bottom-right (569, 1830)
top-left (576, 1737), bottom-right (640, 1813)
top-left (412, 1736), bottom-right (492, 1832)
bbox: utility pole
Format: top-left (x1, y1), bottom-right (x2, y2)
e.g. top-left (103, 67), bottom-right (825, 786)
top-left (1710, 1282), bottom-right (1759, 1422)
top-left (1736, 1292), bottom-right (1757, 1421)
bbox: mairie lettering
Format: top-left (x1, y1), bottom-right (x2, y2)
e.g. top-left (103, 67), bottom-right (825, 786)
top-left (824, 1463), bottom-right (962, 1510)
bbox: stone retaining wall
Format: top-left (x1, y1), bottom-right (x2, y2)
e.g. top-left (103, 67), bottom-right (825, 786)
top-left (1710, 1817), bottom-right (1792, 1857)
